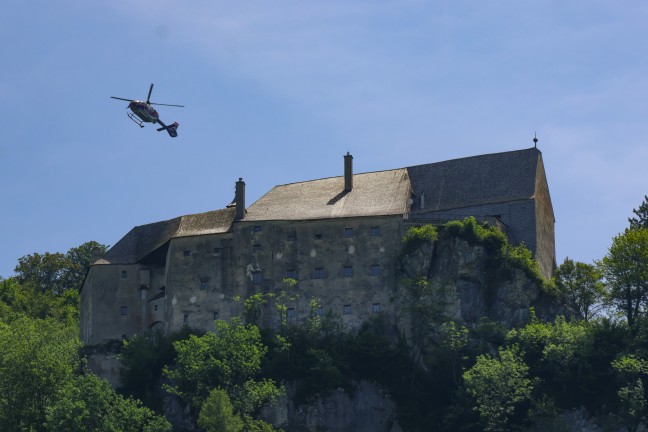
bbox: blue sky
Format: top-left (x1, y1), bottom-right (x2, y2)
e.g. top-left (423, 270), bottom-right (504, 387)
top-left (1, 1), bottom-right (647, 278)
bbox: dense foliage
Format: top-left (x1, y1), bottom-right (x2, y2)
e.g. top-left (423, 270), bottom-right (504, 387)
top-left (0, 241), bottom-right (170, 432)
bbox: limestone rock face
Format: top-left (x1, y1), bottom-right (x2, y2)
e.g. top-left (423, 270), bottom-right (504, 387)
top-left (263, 381), bottom-right (402, 432)
top-left (398, 235), bottom-right (552, 328)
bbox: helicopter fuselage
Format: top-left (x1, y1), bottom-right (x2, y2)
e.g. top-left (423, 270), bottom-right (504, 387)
top-left (128, 101), bottom-right (160, 123)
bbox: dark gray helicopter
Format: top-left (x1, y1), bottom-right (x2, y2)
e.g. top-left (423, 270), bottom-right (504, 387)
top-left (111, 84), bottom-right (183, 137)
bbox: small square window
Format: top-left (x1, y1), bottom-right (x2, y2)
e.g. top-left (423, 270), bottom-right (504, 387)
top-left (121, 271), bottom-right (128, 279)
top-left (252, 272), bottom-right (263, 285)
top-left (213, 247), bottom-right (222, 255)
top-left (315, 233), bottom-right (323, 240)
top-left (154, 304), bottom-right (159, 311)
top-left (344, 227), bottom-right (354, 238)
top-left (313, 267), bottom-right (325, 279)
top-left (286, 269), bottom-right (298, 279)
top-left (287, 234), bottom-right (296, 241)
top-left (316, 306), bottom-right (324, 316)
top-left (287, 308), bottom-right (296, 319)
top-left (253, 244), bottom-right (263, 252)
top-left (253, 225), bottom-right (262, 233)
top-left (343, 304), bottom-right (352, 315)
top-left (120, 305), bottom-right (128, 316)
top-left (200, 280), bottom-right (209, 290)
top-left (372, 303), bottom-right (381, 313)
top-left (370, 264), bottom-right (381, 276)
top-left (183, 314), bottom-right (189, 323)
top-left (370, 226), bottom-right (381, 236)
top-left (183, 250), bottom-right (191, 257)
top-left (213, 311), bottom-right (219, 320)
top-left (343, 266), bottom-right (353, 278)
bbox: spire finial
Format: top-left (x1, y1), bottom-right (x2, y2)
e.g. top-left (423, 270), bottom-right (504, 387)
top-left (533, 132), bottom-right (538, 148)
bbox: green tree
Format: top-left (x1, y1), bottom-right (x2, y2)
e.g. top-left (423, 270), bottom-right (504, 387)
top-left (45, 373), bottom-right (171, 432)
top-left (119, 327), bottom-right (195, 412)
top-left (506, 314), bottom-right (592, 402)
top-left (463, 346), bottom-right (533, 432)
top-left (600, 228), bottom-right (648, 329)
top-left (0, 315), bottom-right (81, 431)
top-left (438, 321), bottom-right (469, 385)
top-left (198, 388), bottom-right (244, 432)
top-left (14, 241), bottom-right (107, 295)
top-left (611, 355), bottom-right (648, 432)
top-left (629, 195), bottom-right (648, 230)
top-left (165, 318), bottom-right (281, 416)
top-left (554, 258), bottom-right (606, 321)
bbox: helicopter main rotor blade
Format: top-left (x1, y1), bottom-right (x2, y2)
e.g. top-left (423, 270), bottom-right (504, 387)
top-left (111, 96), bottom-right (134, 102)
top-left (149, 102), bottom-right (185, 107)
top-left (146, 84), bottom-right (154, 104)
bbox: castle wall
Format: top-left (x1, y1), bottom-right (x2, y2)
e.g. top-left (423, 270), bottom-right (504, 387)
top-left (81, 264), bottom-right (145, 345)
top-left (231, 215), bottom-right (405, 329)
top-left (534, 156), bottom-right (556, 278)
top-left (165, 233), bottom-right (241, 332)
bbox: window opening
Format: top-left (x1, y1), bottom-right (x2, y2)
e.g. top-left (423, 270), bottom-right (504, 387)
top-left (252, 271), bottom-right (263, 285)
top-left (313, 267), bottom-right (325, 279)
top-left (343, 266), bottom-right (353, 277)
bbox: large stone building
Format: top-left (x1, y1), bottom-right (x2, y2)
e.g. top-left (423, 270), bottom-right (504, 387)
top-left (80, 147), bottom-right (555, 346)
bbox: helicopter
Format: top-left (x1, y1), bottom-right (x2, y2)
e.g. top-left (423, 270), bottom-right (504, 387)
top-left (111, 84), bottom-right (183, 137)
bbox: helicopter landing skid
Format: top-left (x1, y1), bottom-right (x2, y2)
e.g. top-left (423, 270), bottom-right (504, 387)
top-left (127, 112), bottom-right (145, 128)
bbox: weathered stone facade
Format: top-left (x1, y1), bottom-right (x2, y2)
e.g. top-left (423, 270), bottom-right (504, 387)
top-left (80, 148), bottom-right (556, 349)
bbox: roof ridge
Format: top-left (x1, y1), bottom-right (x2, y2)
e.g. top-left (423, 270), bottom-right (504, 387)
top-left (406, 147), bottom-right (539, 170)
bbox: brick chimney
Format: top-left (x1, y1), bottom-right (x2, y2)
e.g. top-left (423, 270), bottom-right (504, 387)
top-left (235, 178), bottom-right (245, 220)
top-left (344, 152), bottom-right (353, 192)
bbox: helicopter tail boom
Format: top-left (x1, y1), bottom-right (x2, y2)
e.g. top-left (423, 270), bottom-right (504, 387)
top-left (156, 121), bottom-right (179, 138)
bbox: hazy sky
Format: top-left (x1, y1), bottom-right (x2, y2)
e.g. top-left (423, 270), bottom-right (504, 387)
top-left (2, 1), bottom-right (647, 278)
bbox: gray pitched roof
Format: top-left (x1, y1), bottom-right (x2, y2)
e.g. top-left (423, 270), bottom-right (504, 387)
top-left (244, 168), bottom-right (411, 221)
top-left (407, 148), bottom-right (540, 212)
top-left (99, 207), bottom-right (235, 264)
top-left (97, 148), bottom-right (544, 264)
